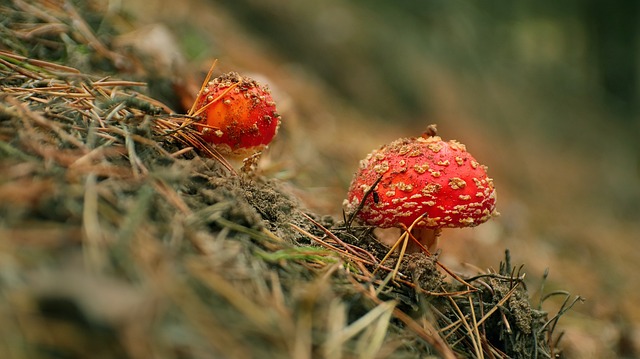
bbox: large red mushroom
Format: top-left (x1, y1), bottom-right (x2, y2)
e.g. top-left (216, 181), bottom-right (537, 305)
top-left (345, 126), bottom-right (498, 253)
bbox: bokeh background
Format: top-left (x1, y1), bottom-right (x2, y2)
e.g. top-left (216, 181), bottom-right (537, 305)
top-left (121, 0), bottom-right (639, 357)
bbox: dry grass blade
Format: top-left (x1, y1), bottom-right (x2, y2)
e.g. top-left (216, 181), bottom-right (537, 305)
top-left (324, 300), bottom-right (396, 359)
top-left (188, 59), bottom-right (218, 116)
top-left (372, 213), bottom-right (427, 281)
top-left (475, 281), bottom-right (521, 329)
top-left (7, 96), bottom-right (88, 151)
top-left (349, 277), bottom-right (458, 359)
top-left (132, 230), bottom-right (253, 359)
top-left (539, 292), bottom-right (584, 335)
top-left (153, 116), bottom-right (237, 174)
top-left (190, 82), bottom-right (240, 118)
top-left (0, 49), bottom-right (80, 74)
top-left (82, 173), bottom-right (106, 271)
top-left (468, 296), bottom-right (484, 359)
top-left (447, 296), bottom-right (483, 358)
top-left (289, 222), bottom-right (373, 266)
top-left (18, 0), bottom-right (126, 68)
top-left (92, 80), bottom-right (148, 87)
top-left (300, 211), bottom-right (379, 264)
top-left (185, 260), bottom-right (273, 331)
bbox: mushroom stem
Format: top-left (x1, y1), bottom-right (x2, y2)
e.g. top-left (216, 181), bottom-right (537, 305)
top-left (410, 227), bottom-right (442, 254)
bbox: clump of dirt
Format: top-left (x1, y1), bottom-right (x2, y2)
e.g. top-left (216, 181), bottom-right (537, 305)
top-left (436, 252), bottom-right (557, 358)
top-left (182, 170), bottom-right (326, 244)
top-left (401, 252), bottom-right (444, 292)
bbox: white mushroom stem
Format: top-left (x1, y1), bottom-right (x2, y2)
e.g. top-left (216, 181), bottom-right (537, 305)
top-left (409, 227), bottom-right (442, 254)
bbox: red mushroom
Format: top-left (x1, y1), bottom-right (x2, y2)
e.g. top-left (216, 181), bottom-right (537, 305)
top-left (345, 126), bottom-right (497, 253)
top-left (192, 71), bottom-right (281, 158)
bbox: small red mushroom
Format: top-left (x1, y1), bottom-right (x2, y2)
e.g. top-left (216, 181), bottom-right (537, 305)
top-left (345, 125), bottom-right (497, 253)
top-left (192, 71), bottom-right (281, 158)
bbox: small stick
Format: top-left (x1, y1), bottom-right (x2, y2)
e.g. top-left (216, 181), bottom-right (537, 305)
top-left (188, 60), bottom-right (218, 116)
top-left (346, 174), bottom-right (383, 228)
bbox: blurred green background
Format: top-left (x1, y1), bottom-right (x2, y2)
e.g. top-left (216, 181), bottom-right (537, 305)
top-left (223, 0), bottom-right (639, 123)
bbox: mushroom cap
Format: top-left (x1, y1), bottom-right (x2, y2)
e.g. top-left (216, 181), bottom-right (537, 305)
top-left (194, 72), bottom-right (281, 157)
top-left (345, 135), bottom-right (497, 229)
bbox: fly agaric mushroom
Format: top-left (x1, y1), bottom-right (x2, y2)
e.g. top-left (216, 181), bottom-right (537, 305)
top-left (192, 71), bottom-right (281, 158)
top-left (345, 125), bottom-right (497, 253)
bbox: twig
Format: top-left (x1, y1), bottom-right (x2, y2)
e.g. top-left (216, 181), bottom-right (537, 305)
top-left (346, 174), bottom-right (383, 228)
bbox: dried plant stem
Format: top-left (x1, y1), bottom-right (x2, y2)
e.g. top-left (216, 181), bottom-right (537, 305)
top-left (349, 277), bottom-right (458, 359)
top-left (373, 213), bottom-right (427, 280)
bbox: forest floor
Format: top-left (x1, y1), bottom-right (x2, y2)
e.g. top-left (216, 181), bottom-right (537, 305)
top-left (1, 1), bottom-right (639, 358)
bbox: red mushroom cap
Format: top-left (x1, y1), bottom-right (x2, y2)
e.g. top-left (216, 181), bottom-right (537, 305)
top-left (193, 72), bottom-right (281, 157)
top-left (345, 134), bottom-right (497, 229)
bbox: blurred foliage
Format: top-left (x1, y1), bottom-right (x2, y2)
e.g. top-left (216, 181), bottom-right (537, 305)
top-left (219, 0), bottom-right (638, 130)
